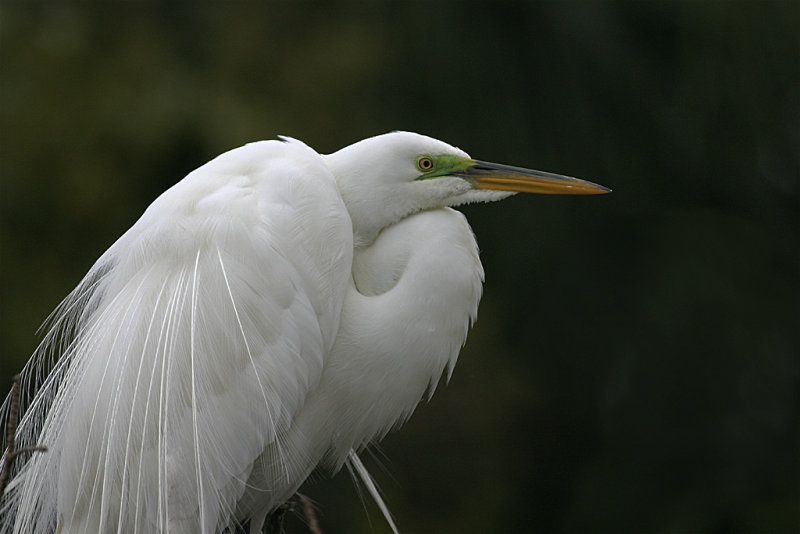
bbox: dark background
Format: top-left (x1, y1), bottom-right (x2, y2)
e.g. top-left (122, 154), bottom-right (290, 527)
top-left (1, 2), bottom-right (797, 533)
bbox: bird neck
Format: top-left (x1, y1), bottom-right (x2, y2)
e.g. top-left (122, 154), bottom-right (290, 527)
top-left (321, 207), bottom-right (484, 458)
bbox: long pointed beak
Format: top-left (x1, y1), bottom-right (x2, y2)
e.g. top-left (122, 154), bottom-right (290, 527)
top-left (454, 160), bottom-right (611, 195)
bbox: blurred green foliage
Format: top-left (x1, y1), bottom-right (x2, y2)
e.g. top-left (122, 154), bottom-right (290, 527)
top-left (0, 2), bottom-right (797, 533)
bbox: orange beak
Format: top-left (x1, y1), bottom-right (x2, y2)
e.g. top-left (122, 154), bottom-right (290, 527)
top-left (454, 161), bottom-right (611, 195)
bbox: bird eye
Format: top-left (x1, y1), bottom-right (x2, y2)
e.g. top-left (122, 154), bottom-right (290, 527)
top-left (416, 156), bottom-right (434, 172)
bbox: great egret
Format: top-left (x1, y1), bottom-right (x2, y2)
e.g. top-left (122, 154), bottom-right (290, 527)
top-left (0, 132), bottom-right (608, 533)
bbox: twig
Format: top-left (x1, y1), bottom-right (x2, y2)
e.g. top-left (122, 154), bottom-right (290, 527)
top-left (264, 499), bottom-right (294, 534)
top-left (263, 494), bottom-right (323, 534)
top-left (299, 494), bottom-right (322, 534)
top-left (0, 374), bottom-right (48, 497)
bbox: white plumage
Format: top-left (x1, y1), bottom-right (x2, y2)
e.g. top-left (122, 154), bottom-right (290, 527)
top-left (0, 132), bottom-right (607, 533)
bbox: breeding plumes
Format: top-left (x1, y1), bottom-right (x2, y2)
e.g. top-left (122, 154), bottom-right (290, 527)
top-left (0, 132), bottom-right (608, 533)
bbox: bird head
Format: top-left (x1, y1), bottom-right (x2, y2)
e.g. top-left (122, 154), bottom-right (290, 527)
top-left (324, 131), bottom-right (609, 247)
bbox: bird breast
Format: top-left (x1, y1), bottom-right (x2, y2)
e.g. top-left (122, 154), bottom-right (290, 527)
top-left (312, 207), bottom-right (485, 461)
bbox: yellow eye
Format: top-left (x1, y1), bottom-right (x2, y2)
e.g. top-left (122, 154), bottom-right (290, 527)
top-left (417, 156), bottom-right (434, 172)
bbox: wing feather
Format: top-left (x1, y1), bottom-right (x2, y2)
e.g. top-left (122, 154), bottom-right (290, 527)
top-left (1, 138), bottom-right (352, 533)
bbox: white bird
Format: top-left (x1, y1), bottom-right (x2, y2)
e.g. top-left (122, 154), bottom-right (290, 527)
top-left (0, 132), bottom-right (608, 533)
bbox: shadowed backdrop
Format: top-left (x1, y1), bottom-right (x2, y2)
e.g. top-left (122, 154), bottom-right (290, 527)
top-left (1, 2), bottom-right (797, 533)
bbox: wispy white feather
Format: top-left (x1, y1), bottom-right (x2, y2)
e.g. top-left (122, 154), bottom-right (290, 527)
top-left (346, 450), bottom-right (399, 534)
